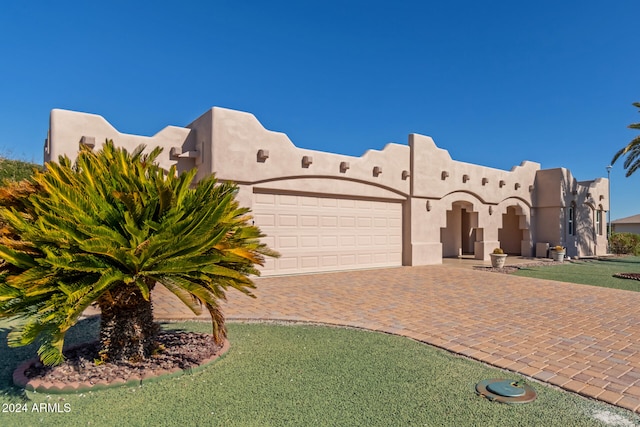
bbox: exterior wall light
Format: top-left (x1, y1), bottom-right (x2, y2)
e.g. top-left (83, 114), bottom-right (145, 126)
top-left (426, 200), bottom-right (432, 211)
top-left (402, 170), bottom-right (410, 180)
top-left (489, 206), bottom-right (493, 215)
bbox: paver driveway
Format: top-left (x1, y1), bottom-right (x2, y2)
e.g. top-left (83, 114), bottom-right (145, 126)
top-left (152, 265), bottom-right (640, 413)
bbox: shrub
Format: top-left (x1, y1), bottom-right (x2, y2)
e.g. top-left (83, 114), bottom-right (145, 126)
top-left (609, 232), bottom-right (640, 255)
top-left (0, 157), bottom-right (42, 183)
top-left (492, 248), bottom-right (504, 254)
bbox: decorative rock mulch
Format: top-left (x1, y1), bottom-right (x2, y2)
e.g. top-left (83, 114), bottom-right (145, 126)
top-left (473, 260), bottom-right (559, 274)
top-left (13, 332), bottom-right (229, 394)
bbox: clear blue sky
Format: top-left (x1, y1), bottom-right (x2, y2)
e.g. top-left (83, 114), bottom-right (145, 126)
top-left (1, 1), bottom-right (638, 220)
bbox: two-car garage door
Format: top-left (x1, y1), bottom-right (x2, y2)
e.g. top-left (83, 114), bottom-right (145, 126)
top-left (253, 192), bottom-right (403, 276)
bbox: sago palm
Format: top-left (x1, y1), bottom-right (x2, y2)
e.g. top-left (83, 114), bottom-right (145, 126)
top-left (0, 141), bottom-right (277, 365)
top-left (612, 102), bottom-right (640, 177)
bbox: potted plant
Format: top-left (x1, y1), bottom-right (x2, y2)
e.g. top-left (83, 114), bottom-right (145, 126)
top-left (550, 245), bottom-right (566, 262)
top-left (490, 248), bottom-right (508, 268)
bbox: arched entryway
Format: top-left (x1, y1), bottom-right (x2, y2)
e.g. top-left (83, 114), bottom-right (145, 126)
top-left (441, 201), bottom-right (479, 258)
top-left (498, 205), bottom-right (526, 255)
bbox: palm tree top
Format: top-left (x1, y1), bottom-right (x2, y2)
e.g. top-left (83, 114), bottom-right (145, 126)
top-left (611, 102), bottom-right (640, 177)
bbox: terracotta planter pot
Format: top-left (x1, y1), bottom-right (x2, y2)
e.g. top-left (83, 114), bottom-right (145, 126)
top-left (490, 253), bottom-right (508, 268)
top-left (550, 249), bottom-right (565, 262)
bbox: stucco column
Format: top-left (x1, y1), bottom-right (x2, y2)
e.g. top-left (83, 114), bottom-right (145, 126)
top-left (406, 197), bottom-right (444, 265)
top-left (475, 205), bottom-right (500, 260)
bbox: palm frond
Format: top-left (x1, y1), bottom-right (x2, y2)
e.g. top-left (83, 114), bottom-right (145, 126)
top-left (612, 103), bottom-right (640, 177)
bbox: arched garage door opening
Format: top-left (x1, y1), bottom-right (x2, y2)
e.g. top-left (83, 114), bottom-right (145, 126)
top-left (441, 201), bottom-right (479, 258)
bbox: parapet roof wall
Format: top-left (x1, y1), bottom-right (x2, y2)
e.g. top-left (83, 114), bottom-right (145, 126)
top-left (46, 106), bottom-right (607, 209)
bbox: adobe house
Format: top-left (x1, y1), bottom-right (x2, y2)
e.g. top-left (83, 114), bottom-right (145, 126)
top-left (45, 107), bottom-right (610, 276)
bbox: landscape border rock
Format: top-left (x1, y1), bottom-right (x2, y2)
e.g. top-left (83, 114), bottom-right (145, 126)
top-left (13, 332), bottom-right (229, 394)
top-left (613, 273), bottom-right (640, 281)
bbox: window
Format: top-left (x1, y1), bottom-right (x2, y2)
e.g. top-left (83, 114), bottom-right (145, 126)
top-left (596, 209), bottom-right (603, 236)
top-left (568, 204), bottom-right (575, 236)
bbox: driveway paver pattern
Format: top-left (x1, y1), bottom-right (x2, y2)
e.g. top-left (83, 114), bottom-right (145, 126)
top-left (151, 265), bottom-right (640, 413)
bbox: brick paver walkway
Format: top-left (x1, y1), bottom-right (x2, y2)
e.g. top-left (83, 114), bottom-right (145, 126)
top-left (151, 265), bottom-right (640, 413)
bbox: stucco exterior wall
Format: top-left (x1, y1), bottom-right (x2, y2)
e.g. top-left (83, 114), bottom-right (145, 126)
top-left (533, 168), bottom-right (609, 258)
top-left (46, 109), bottom-right (193, 172)
top-left (46, 107), bottom-right (610, 274)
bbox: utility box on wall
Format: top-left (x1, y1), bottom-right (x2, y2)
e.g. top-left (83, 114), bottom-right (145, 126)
top-left (536, 242), bottom-right (549, 258)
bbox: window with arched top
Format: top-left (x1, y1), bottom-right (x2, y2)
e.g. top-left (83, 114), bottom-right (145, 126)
top-left (596, 206), bottom-right (603, 236)
top-left (568, 203), bottom-right (576, 236)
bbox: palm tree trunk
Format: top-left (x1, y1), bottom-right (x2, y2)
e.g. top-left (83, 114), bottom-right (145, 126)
top-left (97, 281), bottom-right (159, 363)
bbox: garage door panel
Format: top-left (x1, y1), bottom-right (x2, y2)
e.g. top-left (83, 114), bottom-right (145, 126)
top-left (374, 217), bottom-right (388, 228)
top-left (254, 213), bottom-right (275, 226)
top-left (373, 253), bottom-right (388, 263)
top-left (389, 235), bottom-right (402, 245)
top-left (389, 218), bottom-right (402, 228)
top-left (340, 199), bottom-right (356, 208)
top-left (340, 254), bottom-right (356, 264)
top-left (340, 216), bottom-right (356, 227)
top-left (301, 257), bottom-right (318, 268)
top-left (301, 197), bottom-right (319, 207)
top-left (374, 235), bottom-right (388, 246)
top-left (357, 217), bottom-right (372, 227)
top-left (301, 215), bottom-right (319, 227)
top-left (301, 235), bottom-right (318, 248)
top-left (278, 257), bottom-right (298, 270)
top-left (279, 195), bottom-right (298, 206)
top-left (321, 235), bottom-right (339, 248)
top-left (321, 216), bottom-right (338, 227)
top-left (254, 193), bottom-right (402, 275)
top-left (358, 254), bottom-right (372, 264)
top-left (321, 198), bottom-right (338, 207)
top-left (279, 236), bottom-right (298, 248)
top-left (358, 235), bottom-right (373, 246)
top-left (321, 255), bottom-right (338, 267)
top-left (254, 193), bottom-right (276, 205)
top-left (279, 214), bottom-right (298, 227)
top-left (340, 235), bottom-right (356, 246)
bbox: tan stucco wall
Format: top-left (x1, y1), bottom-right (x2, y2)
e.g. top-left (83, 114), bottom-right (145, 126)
top-left (46, 109), bottom-right (193, 172)
top-left (46, 107), bottom-right (610, 272)
top-left (533, 168), bottom-right (609, 258)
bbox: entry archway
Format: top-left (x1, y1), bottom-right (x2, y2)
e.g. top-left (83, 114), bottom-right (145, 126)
top-left (498, 205), bottom-right (527, 255)
top-left (441, 201), bottom-right (479, 257)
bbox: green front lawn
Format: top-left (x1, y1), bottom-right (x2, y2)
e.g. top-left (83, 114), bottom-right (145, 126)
top-left (514, 256), bottom-right (640, 292)
top-left (1, 319), bottom-right (637, 426)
